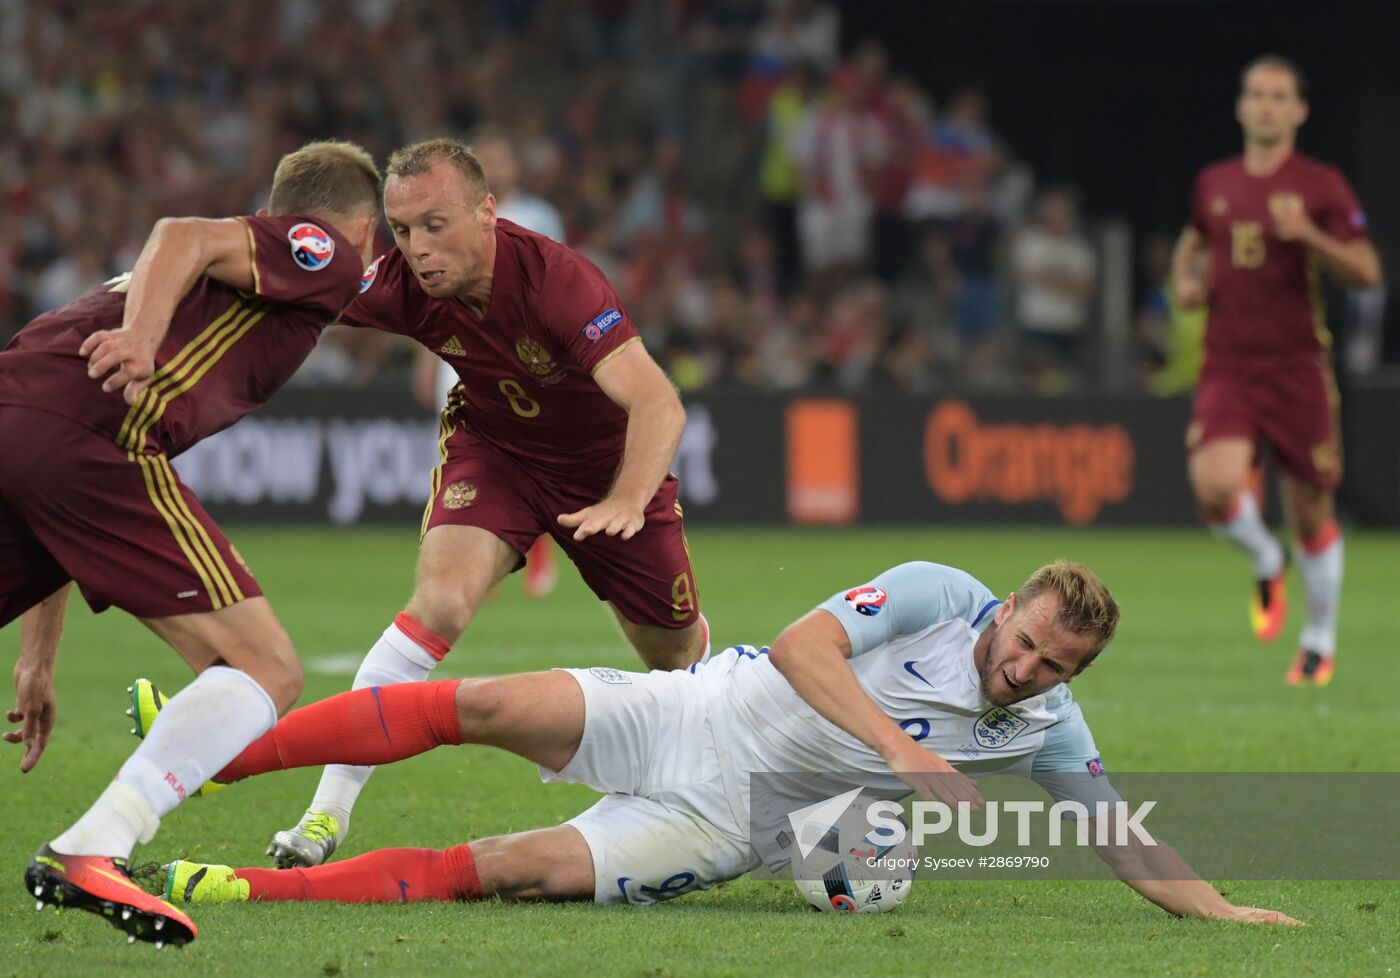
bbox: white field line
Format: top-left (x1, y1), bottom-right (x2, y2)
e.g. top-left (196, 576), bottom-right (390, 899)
top-left (306, 646), bottom-right (634, 676)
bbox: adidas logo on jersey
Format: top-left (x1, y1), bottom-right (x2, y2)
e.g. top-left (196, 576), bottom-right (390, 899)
top-left (439, 335), bottom-right (466, 357)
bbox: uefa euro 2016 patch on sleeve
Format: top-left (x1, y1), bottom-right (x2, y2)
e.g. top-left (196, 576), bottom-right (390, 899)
top-left (582, 308), bottom-right (623, 342)
top-left (844, 585), bottom-right (887, 616)
top-left (288, 222), bottom-right (335, 271)
top-left (359, 255), bottom-right (383, 293)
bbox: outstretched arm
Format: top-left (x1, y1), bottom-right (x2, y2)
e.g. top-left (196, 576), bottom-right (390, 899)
top-left (80, 217), bottom-right (256, 403)
top-left (1090, 812), bottom-right (1302, 925)
top-left (558, 341), bottom-right (686, 541)
top-left (5, 583), bottom-right (70, 772)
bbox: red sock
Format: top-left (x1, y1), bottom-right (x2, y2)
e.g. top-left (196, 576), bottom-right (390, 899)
top-left (216, 680), bottom-right (463, 782)
top-left (236, 844), bottom-right (481, 903)
top-left (1298, 518), bottom-right (1341, 554)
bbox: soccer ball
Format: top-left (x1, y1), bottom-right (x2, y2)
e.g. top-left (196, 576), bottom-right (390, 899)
top-left (791, 799), bottom-right (917, 914)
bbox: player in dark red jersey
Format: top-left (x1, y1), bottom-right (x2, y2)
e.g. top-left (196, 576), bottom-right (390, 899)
top-left (266, 138), bottom-right (707, 869)
top-left (0, 141), bottom-right (381, 945)
top-left (1171, 56), bottom-right (1381, 686)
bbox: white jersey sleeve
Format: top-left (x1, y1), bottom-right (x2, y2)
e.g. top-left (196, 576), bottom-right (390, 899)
top-left (817, 561), bottom-right (1001, 657)
top-left (1028, 687), bottom-right (1121, 811)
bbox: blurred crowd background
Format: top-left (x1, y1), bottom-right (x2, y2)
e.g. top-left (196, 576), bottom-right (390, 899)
top-left (0, 0), bottom-right (1390, 398)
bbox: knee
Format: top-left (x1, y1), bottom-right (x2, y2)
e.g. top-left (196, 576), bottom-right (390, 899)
top-left (638, 640), bottom-right (699, 671)
top-left (453, 677), bottom-right (504, 742)
top-left (1191, 476), bottom-right (1240, 519)
top-left (257, 648), bottom-right (303, 715)
top-left (278, 657), bottom-right (305, 712)
top-left (1292, 502), bottom-right (1333, 543)
top-left (218, 632), bottom-right (303, 714)
top-left (471, 836), bottom-right (537, 899)
top-left (470, 835), bottom-right (579, 901)
top-left (406, 581), bottom-right (478, 645)
top-left (631, 626), bottom-right (704, 671)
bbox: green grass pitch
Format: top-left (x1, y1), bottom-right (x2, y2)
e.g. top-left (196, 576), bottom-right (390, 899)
top-left (1, 526), bottom-right (1396, 977)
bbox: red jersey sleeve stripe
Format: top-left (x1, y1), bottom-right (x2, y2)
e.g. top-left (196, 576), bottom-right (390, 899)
top-left (120, 301), bottom-right (269, 453)
top-left (115, 299), bottom-right (251, 448)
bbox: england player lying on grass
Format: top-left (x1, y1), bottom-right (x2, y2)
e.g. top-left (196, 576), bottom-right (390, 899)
top-left (143, 560), bottom-right (1298, 924)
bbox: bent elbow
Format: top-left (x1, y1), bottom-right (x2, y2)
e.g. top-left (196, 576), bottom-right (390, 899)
top-left (149, 217), bottom-right (205, 256)
top-left (767, 632), bottom-right (797, 671)
top-left (153, 216), bottom-right (200, 236)
top-left (663, 390), bottom-right (687, 431)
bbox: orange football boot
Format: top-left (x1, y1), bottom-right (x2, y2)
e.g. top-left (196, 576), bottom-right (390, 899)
top-left (1249, 570), bottom-right (1288, 642)
top-left (1285, 650), bottom-right (1335, 687)
top-left (25, 844), bottom-right (196, 947)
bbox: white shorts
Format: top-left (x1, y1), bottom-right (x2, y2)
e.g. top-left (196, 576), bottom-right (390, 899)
top-left (542, 666), bottom-right (759, 904)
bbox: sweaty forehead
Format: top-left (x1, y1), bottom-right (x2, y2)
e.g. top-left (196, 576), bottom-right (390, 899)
top-left (1012, 593), bottom-right (1060, 630)
top-left (1013, 594), bottom-right (1093, 655)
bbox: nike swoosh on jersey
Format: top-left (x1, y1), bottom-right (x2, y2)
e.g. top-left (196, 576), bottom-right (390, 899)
top-left (903, 661), bottom-right (936, 689)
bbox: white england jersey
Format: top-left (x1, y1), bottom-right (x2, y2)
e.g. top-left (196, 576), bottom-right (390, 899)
top-left (694, 561), bottom-right (1119, 866)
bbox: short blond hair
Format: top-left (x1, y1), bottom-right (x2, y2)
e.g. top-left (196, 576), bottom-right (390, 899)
top-left (268, 140), bottom-right (382, 219)
top-left (386, 138), bottom-right (489, 200)
top-left (1017, 560), bottom-right (1119, 653)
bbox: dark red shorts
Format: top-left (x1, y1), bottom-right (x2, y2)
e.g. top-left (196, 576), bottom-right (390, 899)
top-left (0, 406), bottom-right (260, 628)
top-left (421, 421), bottom-right (699, 629)
top-left (1187, 355), bottom-right (1342, 489)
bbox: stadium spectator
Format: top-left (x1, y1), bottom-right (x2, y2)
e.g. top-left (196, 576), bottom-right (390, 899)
top-left (869, 77), bottom-right (928, 284)
top-left (750, 0), bottom-right (841, 73)
top-left (815, 278), bottom-right (891, 390)
top-left (946, 184), bottom-right (1007, 372)
top-left (470, 126), bottom-right (566, 243)
top-left (31, 246), bottom-right (109, 316)
top-left (0, 0), bottom-right (1085, 392)
top-left (755, 60), bottom-right (819, 297)
top-left (904, 88), bottom-right (1001, 225)
top-left (788, 65), bottom-right (886, 280)
top-left (896, 232), bottom-right (955, 350)
top-left (1135, 233), bottom-right (1204, 395)
top-left (1011, 189), bottom-right (1098, 391)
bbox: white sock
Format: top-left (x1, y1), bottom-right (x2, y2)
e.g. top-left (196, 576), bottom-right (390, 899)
top-left (306, 621), bottom-right (440, 832)
top-left (1296, 526), bottom-right (1343, 657)
top-left (48, 781), bottom-right (158, 861)
top-left (51, 666), bottom-right (276, 857)
top-left (1208, 489), bottom-right (1284, 580)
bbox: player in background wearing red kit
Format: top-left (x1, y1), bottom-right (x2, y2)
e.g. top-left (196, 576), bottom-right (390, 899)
top-left (0, 142), bottom-right (381, 945)
top-left (1171, 56), bottom-right (1381, 686)
top-left (265, 138), bottom-right (708, 869)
